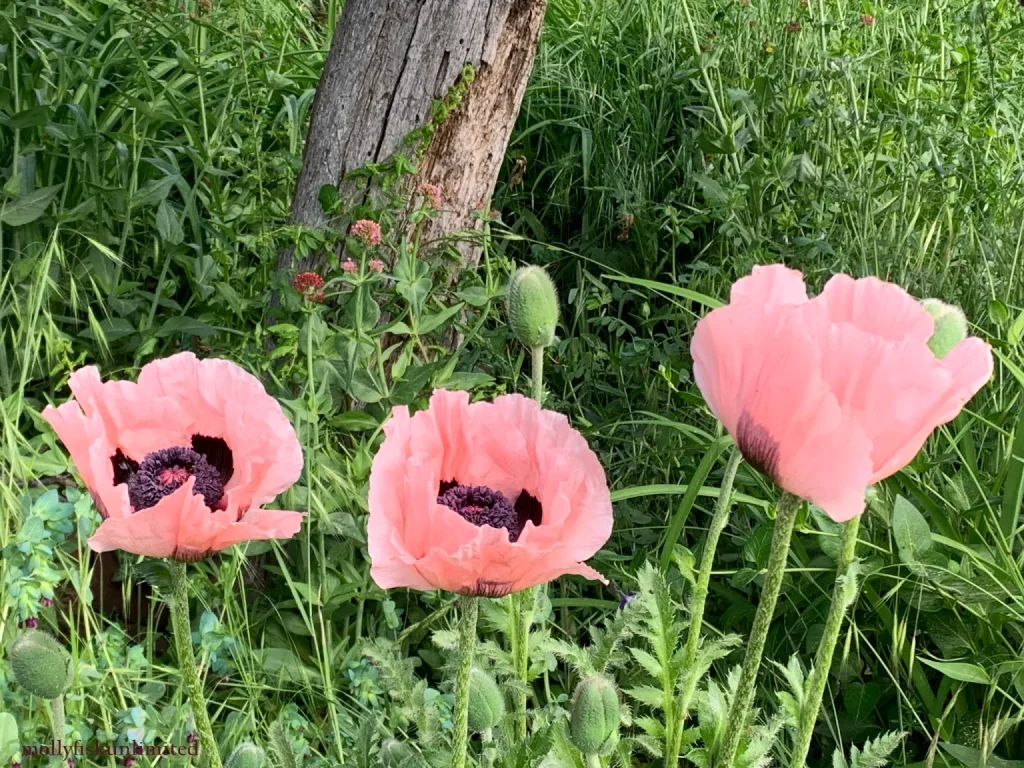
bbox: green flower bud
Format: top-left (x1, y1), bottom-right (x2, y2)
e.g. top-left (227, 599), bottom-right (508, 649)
top-left (380, 738), bottom-right (417, 768)
top-left (466, 667), bottom-right (505, 732)
top-left (225, 743), bottom-right (267, 768)
top-left (10, 629), bottom-right (73, 699)
top-left (569, 674), bottom-right (620, 756)
top-left (921, 299), bottom-right (968, 359)
top-left (507, 266), bottom-right (559, 349)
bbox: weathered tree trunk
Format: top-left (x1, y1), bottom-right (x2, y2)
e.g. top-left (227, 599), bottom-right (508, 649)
top-left (280, 0), bottom-right (547, 273)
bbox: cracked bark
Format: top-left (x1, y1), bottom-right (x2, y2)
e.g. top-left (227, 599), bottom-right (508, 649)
top-left (280, 0), bottom-right (548, 275)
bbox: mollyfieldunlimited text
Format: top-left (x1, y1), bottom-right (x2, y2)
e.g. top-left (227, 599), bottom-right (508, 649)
top-left (22, 740), bottom-right (199, 759)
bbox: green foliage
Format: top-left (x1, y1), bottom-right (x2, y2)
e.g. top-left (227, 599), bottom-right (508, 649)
top-left (2, 0), bottom-right (1024, 765)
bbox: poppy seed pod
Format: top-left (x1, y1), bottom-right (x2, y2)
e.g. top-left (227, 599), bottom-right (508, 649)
top-left (10, 630), bottom-right (73, 699)
top-left (921, 299), bottom-right (969, 359)
top-left (225, 743), bottom-right (266, 768)
top-left (466, 667), bottom-right (505, 732)
top-left (507, 266), bottom-right (559, 348)
top-left (569, 674), bottom-right (620, 756)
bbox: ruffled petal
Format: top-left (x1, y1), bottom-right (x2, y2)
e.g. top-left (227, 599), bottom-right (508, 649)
top-left (694, 304), bottom-right (876, 522)
top-left (730, 264), bottom-right (809, 306)
top-left (137, 353), bottom-right (304, 509)
top-left (867, 336), bottom-right (993, 481)
top-left (816, 274), bottom-right (935, 344)
top-left (209, 508), bottom-right (305, 551)
top-left (87, 480), bottom-right (208, 558)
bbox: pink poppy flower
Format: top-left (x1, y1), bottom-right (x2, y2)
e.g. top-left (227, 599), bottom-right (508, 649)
top-left (691, 265), bottom-right (992, 522)
top-left (43, 353), bottom-right (304, 561)
top-left (368, 389), bottom-right (613, 596)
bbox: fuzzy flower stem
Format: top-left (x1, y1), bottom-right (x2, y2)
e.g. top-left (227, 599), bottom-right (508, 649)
top-left (453, 597), bottom-right (480, 768)
top-left (168, 561), bottom-right (223, 768)
top-left (511, 343), bottom-right (546, 740)
top-left (788, 515), bottom-right (861, 768)
top-left (671, 449), bottom-right (743, 761)
top-left (718, 492), bottom-right (800, 767)
top-left (49, 695), bottom-right (65, 754)
top-left (585, 755), bottom-right (602, 768)
top-left (530, 345), bottom-right (545, 404)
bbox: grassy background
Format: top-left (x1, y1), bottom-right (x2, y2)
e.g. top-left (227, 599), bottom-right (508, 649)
top-left (2, 0), bottom-right (1024, 765)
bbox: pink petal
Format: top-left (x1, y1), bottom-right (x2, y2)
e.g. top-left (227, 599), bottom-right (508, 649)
top-left (815, 274), bottom-right (935, 343)
top-left (730, 264), bottom-right (809, 306)
top-left (67, 366), bottom-right (193, 458)
top-left (137, 352), bottom-right (303, 508)
top-left (693, 303), bottom-right (876, 522)
top-left (209, 508), bottom-right (305, 551)
top-left (867, 336), bottom-right (993, 481)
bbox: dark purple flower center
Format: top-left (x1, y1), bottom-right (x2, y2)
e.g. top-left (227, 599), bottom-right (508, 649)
top-left (111, 435), bottom-right (234, 513)
top-left (437, 481), bottom-right (543, 542)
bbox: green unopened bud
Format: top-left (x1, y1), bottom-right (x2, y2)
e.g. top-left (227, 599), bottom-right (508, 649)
top-left (10, 629), bottom-right (73, 699)
top-left (380, 738), bottom-right (416, 768)
top-left (507, 266), bottom-right (559, 348)
top-left (466, 667), bottom-right (505, 732)
top-left (225, 743), bottom-right (266, 768)
top-left (569, 674), bottom-right (620, 756)
top-left (922, 299), bottom-right (968, 359)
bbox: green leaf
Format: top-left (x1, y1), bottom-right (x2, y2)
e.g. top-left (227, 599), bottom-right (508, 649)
top-left (155, 316), bottom-right (218, 338)
top-left (328, 411), bottom-right (380, 432)
top-left (918, 659), bottom-right (990, 684)
top-left (0, 713), bottom-right (18, 762)
top-left (416, 302), bottom-right (464, 335)
top-left (1, 184), bottom-right (62, 226)
top-left (843, 682), bottom-right (880, 723)
top-left (693, 173), bottom-right (729, 207)
top-left (940, 742), bottom-right (1024, 768)
top-left (155, 200), bottom-right (184, 245)
top-left (891, 495), bottom-right (932, 562)
top-left (6, 105), bottom-right (51, 129)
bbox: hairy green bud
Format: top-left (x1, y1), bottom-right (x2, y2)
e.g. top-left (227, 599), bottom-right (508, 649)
top-left (10, 629), bottom-right (72, 699)
top-left (921, 299), bottom-right (968, 359)
top-left (569, 674), bottom-right (620, 756)
top-left (225, 743), bottom-right (266, 768)
top-left (380, 738), bottom-right (417, 768)
top-left (507, 266), bottom-right (559, 349)
top-left (466, 667), bottom-right (505, 732)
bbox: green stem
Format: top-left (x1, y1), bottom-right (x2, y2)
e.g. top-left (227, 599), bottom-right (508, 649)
top-left (718, 492), bottom-right (801, 768)
top-left (168, 561), bottom-right (223, 768)
top-left (512, 342), bottom-right (546, 739)
top-left (453, 597), bottom-right (479, 768)
top-left (50, 695), bottom-right (65, 755)
top-left (671, 449), bottom-right (743, 762)
top-left (585, 754), bottom-right (602, 768)
top-left (512, 587), bottom-right (536, 741)
top-left (530, 345), bottom-right (544, 404)
top-left (788, 515), bottom-right (862, 768)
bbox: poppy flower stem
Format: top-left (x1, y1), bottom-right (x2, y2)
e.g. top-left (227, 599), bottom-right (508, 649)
top-left (168, 561), bottom-right (223, 768)
top-left (670, 448), bottom-right (743, 765)
top-left (718, 491), bottom-right (800, 768)
top-left (511, 344), bottom-right (546, 740)
top-left (49, 696), bottom-right (65, 751)
top-left (453, 596), bottom-right (480, 768)
top-left (788, 514), bottom-right (861, 768)
top-left (511, 588), bottom-right (536, 740)
top-left (530, 345), bottom-right (545, 404)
